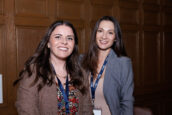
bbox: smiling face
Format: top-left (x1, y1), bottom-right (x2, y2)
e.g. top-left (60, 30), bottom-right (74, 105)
top-left (48, 25), bottom-right (75, 60)
top-left (96, 20), bottom-right (115, 52)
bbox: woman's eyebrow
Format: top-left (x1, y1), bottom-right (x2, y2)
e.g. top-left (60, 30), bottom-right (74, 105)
top-left (52, 34), bottom-right (62, 36)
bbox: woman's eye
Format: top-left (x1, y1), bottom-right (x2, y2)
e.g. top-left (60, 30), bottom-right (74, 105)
top-left (97, 29), bottom-right (102, 33)
top-left (67, 37), bottom-right (74, 40)
top-left (55, 36), bottom-right (61, 39)
top-left (109, 32), bottom-right (114, 35)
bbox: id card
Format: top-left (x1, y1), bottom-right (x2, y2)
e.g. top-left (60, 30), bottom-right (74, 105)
top-left (93, 108), bottom-right (102, 115)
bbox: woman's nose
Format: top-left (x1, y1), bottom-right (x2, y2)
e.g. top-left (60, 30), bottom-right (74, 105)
top-left (102, 32), bottom-right (107, 39)
top-left (61, 37), bottom-right (67, 44)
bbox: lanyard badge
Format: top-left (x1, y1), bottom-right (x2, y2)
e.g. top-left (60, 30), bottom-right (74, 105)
top-left (93, 108), bottom-right (102, 115)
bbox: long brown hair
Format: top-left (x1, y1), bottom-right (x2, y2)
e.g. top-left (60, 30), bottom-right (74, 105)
top-left (14, 20), bottom-right (86, 94)
top-left (82, 16), bottom-right (127, 77)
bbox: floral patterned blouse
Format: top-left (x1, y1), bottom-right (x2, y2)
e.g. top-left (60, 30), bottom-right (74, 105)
top-left (56, 83), bottom-right (79, 115)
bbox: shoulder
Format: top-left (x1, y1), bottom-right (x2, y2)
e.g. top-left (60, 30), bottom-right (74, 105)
top-left (106, 51), bottom-right (134, 87)
top-left (110, 54), bottom-right (133, 74)
top-left (108, 50), bottom-right (132, 67)
top-left (117, 56), bottom-right (132, 67)
top-left (107, 50), bottom-right (133, 79)
top-left (19, 64), bottom-right (40, 87)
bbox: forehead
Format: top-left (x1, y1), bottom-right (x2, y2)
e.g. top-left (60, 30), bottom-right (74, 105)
top-left (98, 20), bottom-right (114, 30)
top-left (52, 25), bottom-right (74, 35)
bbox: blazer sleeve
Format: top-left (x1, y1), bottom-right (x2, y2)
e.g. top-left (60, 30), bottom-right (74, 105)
top-left (15, 72), bottom-right (40, 115)
top-left (81, 91), bottom-right (94, 115)
top-left (80, 69), bottom-right (93, 115)
top-left (120, 58), bottom-right (134, 115)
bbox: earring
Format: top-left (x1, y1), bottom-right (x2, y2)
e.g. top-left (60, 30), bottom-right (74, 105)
top-left (47, 43), bottom-right (50, 48)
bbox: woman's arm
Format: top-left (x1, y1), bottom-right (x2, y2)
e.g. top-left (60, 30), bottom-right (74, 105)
top-left (80, 68), bottom-right (93, 115)
top-left (81, 92), bottom-right (93, 115)
top-left (120, 58), bottom-right (134, 115)
top-left (15, 72), bottom-right (40, 115)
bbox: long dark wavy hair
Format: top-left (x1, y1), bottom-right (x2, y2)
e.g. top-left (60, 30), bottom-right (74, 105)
top-left (14, 20), bottom-right (86, 94)
top-left (82, 16), bottom-right (127, 77)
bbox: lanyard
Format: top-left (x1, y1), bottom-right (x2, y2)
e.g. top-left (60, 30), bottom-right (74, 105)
top-left (51, 63), bottom-right (70, 114)
top-left (90, 55), bottom-right (109, 102)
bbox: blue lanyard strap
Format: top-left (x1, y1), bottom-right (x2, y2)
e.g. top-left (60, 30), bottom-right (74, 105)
top-left (90, 55), bottom-right (109, 102)
top-left (56, 75), bottom-right (70, 114)
top-left (51, 63), bottom-right (70, 114)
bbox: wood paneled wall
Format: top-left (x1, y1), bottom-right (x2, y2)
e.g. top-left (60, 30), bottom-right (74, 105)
top-left (0, 0), bottom-right (172, 114)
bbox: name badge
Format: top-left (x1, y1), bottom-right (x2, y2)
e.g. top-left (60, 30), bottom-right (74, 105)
top-left (93, 108), bottom-right (102, 115)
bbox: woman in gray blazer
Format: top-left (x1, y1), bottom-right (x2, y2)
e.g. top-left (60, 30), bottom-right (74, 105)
top-left (82, 16), bottom-right (134, 115)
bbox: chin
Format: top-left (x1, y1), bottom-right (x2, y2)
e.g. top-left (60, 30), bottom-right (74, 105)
top-left (58, 56), bottom-right (68, 60)
top-left (56, 54), bottom-right (70, 60)
top-left (98, 46), bottom-right (111, 51)
top-left (98, 46), bottom-right (108, 49)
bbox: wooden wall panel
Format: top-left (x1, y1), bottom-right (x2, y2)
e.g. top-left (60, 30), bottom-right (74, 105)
top-left (120, 8), bottom-right (139, 25)
top-left (119, 0), bottom-right (141, 94)
top-left (122, 30), bottom-right (140, 87)
top-left (163, 11), bottom-right (172, 26)
top-left (164, 98), bottom-right (172, 115)
top-left (0, 0), bottom-right (172, 114)
top-left (14, 2), bottom-right (51, 28)
top-left (163, 32), bottom-right (172, 83)
top-left (91, 5), bottom-right (112, 21)
top-left (0, 0), bottom-right (4, 25)
top-left (14, 0), bottom-right (52, 27)
top-left (15, 0), bottom-right (48, 17)
top-left (0, 26), bottom-right (4, 79)
top-left (120, 0), bottom-right (138, 2)
top-left (76, 27), bottom-right (85, 53)
top-left (16, 26), bottom-right (46, 72)
top-left (164, 0), bottom-right (172, 6)
top-left (144, 10), bottom-right (161, 26)
top-left (90, 0), bottom-right (113, 20)
top-left (123, 31), bottom-right (139, 62)
top-left (0, 0), bottom-right (4, 15)
top-left (0, 25), bottom-right (7, 108)
top-left (70, 20), bottom-right (86, 53)
top-left (90, 0), bottom-right (114, 6)
top-left (142, 31), bottom-right (161, 86)
top-left (144, 0), bottom-right (160, 4)
top-left (119, 2), bottom-right (139, 25)
top-left (0, 16), bottom-right (5, 25)
top-left (143, 102), bottom-right (161, 115)
top-left (143, 5), bottom-right (161, 26)
top-left (135, 92), bottom-right (172, 115)
top-left (57, 0), bottom-right (83, 20)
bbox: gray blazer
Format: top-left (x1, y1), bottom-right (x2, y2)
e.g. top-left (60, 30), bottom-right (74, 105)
top-left (103, 49), bottom-right (134, 115)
